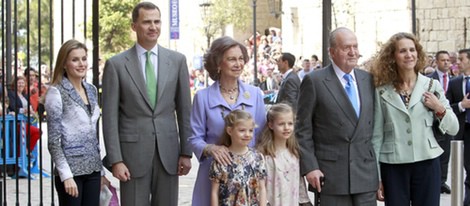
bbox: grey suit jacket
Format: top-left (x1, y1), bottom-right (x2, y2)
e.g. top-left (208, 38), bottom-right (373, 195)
top-left (296, 65), bottom-right (378, 195)
top-left (276, 70), bottom-right (301, 110)
top-left (102, 44), bottom-right (192, 177)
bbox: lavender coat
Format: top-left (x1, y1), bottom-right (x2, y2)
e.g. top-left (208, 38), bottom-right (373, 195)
top-left (188, 80), bottom-right (266, 206)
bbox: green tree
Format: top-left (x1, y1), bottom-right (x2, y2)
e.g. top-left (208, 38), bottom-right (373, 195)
top-left (206, 0), bottom-right (251, 35)
top-left (17, 0), bottom-right (52, 67)
top-left (87, 0), bottom-right (138, 60)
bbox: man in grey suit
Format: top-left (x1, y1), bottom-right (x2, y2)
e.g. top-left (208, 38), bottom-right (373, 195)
top-left (102, 2), bottom-right (192, 206)
top-left (296, 27), bottom-right (378, 205)
top-left (276, 52), bottom-right (301, 110)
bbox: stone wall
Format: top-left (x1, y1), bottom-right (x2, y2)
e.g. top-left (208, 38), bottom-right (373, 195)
top-left (416, 0), bottom-right (470, 53)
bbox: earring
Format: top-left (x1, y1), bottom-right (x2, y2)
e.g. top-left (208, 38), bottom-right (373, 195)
top-left (217, 68), bottom-right (221, 73)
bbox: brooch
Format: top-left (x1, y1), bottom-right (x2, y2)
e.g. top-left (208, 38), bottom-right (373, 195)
top-left (243, 91), bottom-right (250, 99)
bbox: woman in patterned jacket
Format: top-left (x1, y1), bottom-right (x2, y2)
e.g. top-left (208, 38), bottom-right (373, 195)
top-left (45, 39), bottom-right (108, 205)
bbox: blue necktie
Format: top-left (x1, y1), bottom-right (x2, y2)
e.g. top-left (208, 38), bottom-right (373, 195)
top-left (466, 77), bottom-right (470, 122)
top-left (344, 74), bottom-right (359, 117)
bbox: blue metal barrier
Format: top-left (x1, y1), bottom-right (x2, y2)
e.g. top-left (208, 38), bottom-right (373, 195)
top-left (0, 115), bottom-right (30, 177)
top-left (30, 143), bottom-right (50, 178)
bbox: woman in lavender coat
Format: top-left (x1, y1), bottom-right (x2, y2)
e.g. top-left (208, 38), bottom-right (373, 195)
top-left (188, 36), bottom-right (266, 206)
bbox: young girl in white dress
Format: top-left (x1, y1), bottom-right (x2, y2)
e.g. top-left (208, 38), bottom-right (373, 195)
top-left (209, 110), bottom-right (267, 206)
top-left (256, 103), bottom-right (312, 206)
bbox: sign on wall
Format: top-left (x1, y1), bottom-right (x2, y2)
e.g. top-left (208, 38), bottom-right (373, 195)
top-left (169, 0), bottom-right (179, 40)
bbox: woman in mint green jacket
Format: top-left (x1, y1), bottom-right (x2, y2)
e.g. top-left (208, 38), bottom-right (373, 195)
top-left (370, 32), bottom-right (458, 206)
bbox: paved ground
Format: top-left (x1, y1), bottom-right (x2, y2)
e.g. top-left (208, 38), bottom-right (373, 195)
top-left (2, 123), bottom-right (456, 205)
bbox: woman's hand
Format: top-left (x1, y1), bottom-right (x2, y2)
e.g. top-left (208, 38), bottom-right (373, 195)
top-left (64, 178), bottom-right (79, 197)
top-left (207, 145), bottom-right (232, 166)
top-left (377, 181), bottom-right (385, 201)
top-left (423, 91), bottom-right (445, 112)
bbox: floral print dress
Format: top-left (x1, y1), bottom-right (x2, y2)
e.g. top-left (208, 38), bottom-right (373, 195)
top-left (209, 148), bottom-right (266, 206)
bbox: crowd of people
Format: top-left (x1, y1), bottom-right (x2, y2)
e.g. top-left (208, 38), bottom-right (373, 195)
top-left (0, 66), bottom-right (46, 178)
top-left (4, 1), bottom-right (470, 206)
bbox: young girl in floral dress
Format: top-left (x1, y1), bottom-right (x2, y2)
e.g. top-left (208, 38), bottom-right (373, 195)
top-left (257, 103), bottom-right (312, 206)
top-left (209, 109), bottom-right (267, 206)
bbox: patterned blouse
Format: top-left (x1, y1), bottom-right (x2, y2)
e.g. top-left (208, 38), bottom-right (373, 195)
top-left (45, 77), bottom-right (102, 181)
top-left (209, 148), bottom-right (266, 206)
top-left (264, 148), bottom-right (311, 205)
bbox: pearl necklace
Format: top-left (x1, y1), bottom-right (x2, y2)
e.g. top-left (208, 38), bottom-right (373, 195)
top-left (220, 85), bottom-right (238, 100)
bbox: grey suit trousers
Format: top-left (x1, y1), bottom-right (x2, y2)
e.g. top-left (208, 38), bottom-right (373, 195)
top-left (120, 143), bottom-right (178, 206)
top-left (320, 192), bottom-right (377, 206)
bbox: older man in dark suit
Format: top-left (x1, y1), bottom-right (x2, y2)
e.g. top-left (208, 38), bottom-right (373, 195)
top-left (296, 27), bottom-right (378, 205)
top-left (102, 2), bottom-right (192, 206)
top-left (427, 50), bottom-right (453, 194)
top-left (276, 52), bottom-right (301, 110)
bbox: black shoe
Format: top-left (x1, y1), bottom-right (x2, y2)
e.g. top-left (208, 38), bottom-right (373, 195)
top-left (441, 183), bottom-right (451, 194)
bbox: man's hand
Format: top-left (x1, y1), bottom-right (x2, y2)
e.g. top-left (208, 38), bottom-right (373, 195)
top-left (305, 169), bottom-right (324, 192)
top-left (178, 156), bottom-right (192, 176)
top-left (461, 93), bottom-right (470, 109)
top-left (112, 162), bottom-right (131, 182)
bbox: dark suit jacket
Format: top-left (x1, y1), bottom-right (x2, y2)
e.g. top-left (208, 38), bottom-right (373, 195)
top-left (258, 81), bottom-right (268, 91)
top-left (446, 75), bottom-right (466, 140)
top-left (427, 71), bottom-right (448, 91)
top-left (102, 44), bottom-right (192, 177)
top-left (428, 71), bottom-right (454, 141)
top-left (7, 90), bottom-right (29, 113)
top-left (276, 70), bottom-right (301, 110)
top-left (296, 65), bottom-right (378, 195)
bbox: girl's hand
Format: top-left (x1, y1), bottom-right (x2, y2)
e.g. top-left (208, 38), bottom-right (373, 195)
top-left (208, 145), bottom-right (232, 166)
top-left (64, 178), bottom-right (79, 197)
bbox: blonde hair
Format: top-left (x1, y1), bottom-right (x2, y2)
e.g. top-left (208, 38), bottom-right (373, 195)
top-left (256, 103), bottom-right (299, 158)
top-left (219, 110), bottom-right (255, 147)
top-left (370, 32), bottom-right (426, 88)
top-left (51, 39), bottom-right (88, 85)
